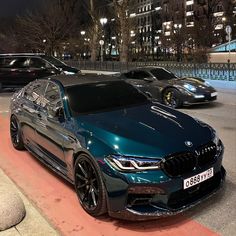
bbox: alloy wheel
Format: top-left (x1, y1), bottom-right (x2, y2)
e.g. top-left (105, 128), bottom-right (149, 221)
top-left (10, 116), bottom-right (25, 150)
top-left (163, 89), bottom-right (182, 108)
top-left (164, 91), bottom-right (177, 107)
top-left (75, 159), bottom-right (99, 211)
top-left (10, 117), bottom-right (20, 146)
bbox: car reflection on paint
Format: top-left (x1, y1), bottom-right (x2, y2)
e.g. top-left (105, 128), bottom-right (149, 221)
top-left (120, 67), bottom-right (218, 108)
top-left (10, 74), bottom-right (225, 220)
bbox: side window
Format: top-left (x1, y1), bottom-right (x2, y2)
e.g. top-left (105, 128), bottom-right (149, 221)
top-left (124, 71), bottom-right (134, 79)
top-left (10, 57), bottom-right (29, 68)
top-left (45, 82), bottom-right (61, 104)
top-left (24, 81), bottom-right (46, 106)
top-left (136, 71), bottom-right (151, 80)
top-left (29, 58), bottom-right (46, 68)
top-left (44, 82), bottom-right (64, 120)
top-left (0, 58), bottom-right (14, 68)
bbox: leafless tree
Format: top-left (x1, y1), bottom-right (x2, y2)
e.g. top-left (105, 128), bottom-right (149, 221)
top-left (79, 0), bottom-right (111, 62)
top-left (193, 0), bottom-right (223, 48)
top-left (112, 0), bottom-right (135, 62)
top-left (16, 0), bottom-right (78, 55)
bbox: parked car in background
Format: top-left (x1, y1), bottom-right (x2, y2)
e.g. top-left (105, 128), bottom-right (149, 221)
top-left (10, 74), bottom-right (225, 220)
top-left (120, 67), bottom-right (218, 108)
top-left (0, 53), bottom-right (80, 91)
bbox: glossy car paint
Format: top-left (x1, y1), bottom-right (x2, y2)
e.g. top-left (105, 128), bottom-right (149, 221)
top-left (10, 75), bottom-right (225, 220)
top-left (120, 67), bottom-right (217, 106)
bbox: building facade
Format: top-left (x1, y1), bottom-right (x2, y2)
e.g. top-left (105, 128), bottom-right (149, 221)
top-left (132, 0), bottom-right (235, 59)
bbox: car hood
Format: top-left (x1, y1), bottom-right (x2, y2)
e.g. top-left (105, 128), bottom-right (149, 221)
top-left (166, 77), bottom-right (216, 91)
top-left (76, 103), bottom-right (214, 158)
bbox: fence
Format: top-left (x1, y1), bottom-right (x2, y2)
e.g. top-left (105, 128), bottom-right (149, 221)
top-left (67, 60), bottom-right (236, 81)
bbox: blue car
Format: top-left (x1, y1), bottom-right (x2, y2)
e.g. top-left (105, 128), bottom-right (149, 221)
top-left (10, 74), bottom-right (225, 220)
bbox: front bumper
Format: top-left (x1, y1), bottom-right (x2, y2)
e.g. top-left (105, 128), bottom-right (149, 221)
top-left (182, 91), bottom-right (217, 105)
top-left (108, 166), bottom-right (225, 220)
top-left (100, 149), bottom-right (225, 220)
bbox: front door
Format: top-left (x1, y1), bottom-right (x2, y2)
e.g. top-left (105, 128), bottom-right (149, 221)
top-left (34, 81), bottom-right (67, 173)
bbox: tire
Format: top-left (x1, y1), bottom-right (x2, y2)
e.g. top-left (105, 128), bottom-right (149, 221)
top-left (74, 154), bottom-right (107, 216)
top-left (10, 115), bottom-right (25, 150)
top-left (162, 88), bottom-right (182, 108)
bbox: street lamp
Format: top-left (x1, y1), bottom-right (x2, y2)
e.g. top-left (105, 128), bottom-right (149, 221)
top-left (173, 24), bottom-right (183, 62)
top-left (100, 18), bottom-right (108, 26)
top-left (99, 18), bottom-right (108, 62)
top-left (80, 31), bottom-right (86, 59)
top-left (174, 24), bottom-right (182, 29)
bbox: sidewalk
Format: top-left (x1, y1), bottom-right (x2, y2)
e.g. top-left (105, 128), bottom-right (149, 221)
top-left (0, 168), bottom-right (59, 236)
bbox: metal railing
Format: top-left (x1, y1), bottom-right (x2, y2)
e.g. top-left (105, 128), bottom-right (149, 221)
top-left (67, 60), bottom-right (236, 81)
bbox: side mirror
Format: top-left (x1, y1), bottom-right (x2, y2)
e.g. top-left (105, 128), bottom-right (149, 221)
top-left (144, 77), bottom-right (154, 82)
top-left (48, 106), bottom-right (65, 122)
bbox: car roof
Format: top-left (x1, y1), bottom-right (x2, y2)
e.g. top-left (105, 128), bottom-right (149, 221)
top-left (0, 53), bottom-right (45, 57)
top-left (46, 74), bottom-right (121, 88)
top-left (136, 66), bottom-right (163, 71)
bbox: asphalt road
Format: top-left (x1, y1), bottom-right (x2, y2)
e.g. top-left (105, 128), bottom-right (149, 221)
top-left (0, 88), bottom-right (235, 235)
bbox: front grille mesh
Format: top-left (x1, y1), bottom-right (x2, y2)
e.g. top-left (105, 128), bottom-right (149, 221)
top-left (162, 142), bottom-right (217, 177)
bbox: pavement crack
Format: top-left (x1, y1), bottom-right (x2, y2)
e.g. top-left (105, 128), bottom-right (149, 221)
top-left (15, 226), bottom-right (22, 236)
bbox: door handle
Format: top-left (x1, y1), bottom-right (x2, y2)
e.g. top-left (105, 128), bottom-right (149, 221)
top-left (67, 135), bottom-right (77, 144)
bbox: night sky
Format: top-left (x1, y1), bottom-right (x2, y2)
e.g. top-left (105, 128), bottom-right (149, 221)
top-left (0, 0), bottom-right (42, 17)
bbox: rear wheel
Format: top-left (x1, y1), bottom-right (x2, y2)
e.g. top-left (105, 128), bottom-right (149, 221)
top-left (10, 115), bottom-right (25, 150)
top-left (163, 88), bottom-right (182, 108)
top-left (74, 154), bottom-right (107, 216)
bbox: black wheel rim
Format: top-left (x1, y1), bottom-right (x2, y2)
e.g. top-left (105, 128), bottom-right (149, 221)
top-left (10, 117), bottom-right (19, 146)
top-left (164, 91), bottom-right (177, 107)
top-left (75, 159), bottom-right (99, 211)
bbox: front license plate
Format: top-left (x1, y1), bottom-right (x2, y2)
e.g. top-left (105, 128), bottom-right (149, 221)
top-left (211, 92), bottom-right (217, 97)
top-left (183, 167), bottom-right (214, 189)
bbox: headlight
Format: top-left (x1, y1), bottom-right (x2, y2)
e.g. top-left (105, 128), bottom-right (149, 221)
top-left (183, 83), bottom-right (197, 92)
top-left (106, 155), bottom-right (161, 171)
top-left (64, 71), bottom-right (75, 75)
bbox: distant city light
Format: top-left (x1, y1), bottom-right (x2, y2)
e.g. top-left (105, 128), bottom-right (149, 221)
top-left (80, 31), bottom-right (85, 36)
top-left (100, 18), bottom-right (108, 26)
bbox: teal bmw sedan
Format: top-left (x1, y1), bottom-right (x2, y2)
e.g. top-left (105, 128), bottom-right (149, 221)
top-left (10, 74), bottom-right (225, 220)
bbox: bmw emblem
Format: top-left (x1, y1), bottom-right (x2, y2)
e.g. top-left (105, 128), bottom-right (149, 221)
top-left (185, 141), bottom-right (193, 147)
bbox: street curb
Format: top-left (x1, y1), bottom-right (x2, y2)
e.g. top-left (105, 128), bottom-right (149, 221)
top-left (0, 169), bottom-right (59, 235)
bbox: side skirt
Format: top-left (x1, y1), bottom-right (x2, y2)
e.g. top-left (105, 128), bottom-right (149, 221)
top-left (25, 143), bottom-right (74, 185)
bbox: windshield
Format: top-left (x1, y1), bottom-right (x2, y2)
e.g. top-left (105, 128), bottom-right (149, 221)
top-left (66, 81), bottom-right (149, 115)
top-left (150, 68), bottom-right (178, 80)
top-left (41, 55), bottom-right (65, 67)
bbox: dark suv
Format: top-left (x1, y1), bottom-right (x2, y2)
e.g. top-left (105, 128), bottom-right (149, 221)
top-left (0, 53), bottom-right (80, 90)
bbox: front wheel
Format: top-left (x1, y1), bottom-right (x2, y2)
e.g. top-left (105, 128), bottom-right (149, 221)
top-left (10, 115), bottom-right (25, 150)
top-left (74, 154), bottom-right (107, 216)
top-left (163, 88), bottom-right (182, 108)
